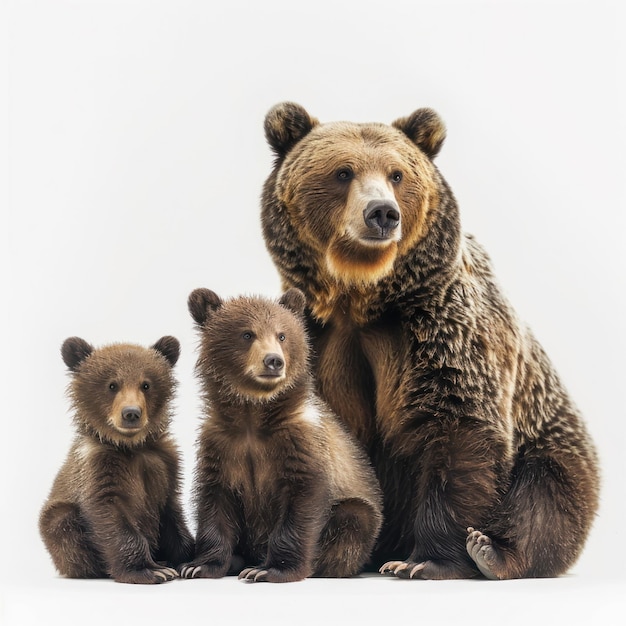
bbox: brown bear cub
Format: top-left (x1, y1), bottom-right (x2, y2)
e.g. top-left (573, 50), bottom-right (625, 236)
top-left (39, 336), bottom-right (194, 584)
top-left (180, 287), bottom-right (383, 582)
top-left (261, 102), bottom-right (600, 580)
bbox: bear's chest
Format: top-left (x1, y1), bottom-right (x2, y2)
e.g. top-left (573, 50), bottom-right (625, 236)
top-left (311, 318), bottom-right (406, 446)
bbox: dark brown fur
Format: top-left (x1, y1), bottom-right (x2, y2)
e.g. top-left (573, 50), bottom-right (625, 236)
top-left (180, 288), bottom-right (382, 582)
top-left (260, 102), bottom-right (600, 579)
top-left (39, 337), bottom-right (194, 584)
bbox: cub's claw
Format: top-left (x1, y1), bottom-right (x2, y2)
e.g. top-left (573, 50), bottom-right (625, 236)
top-left (239, 567), bottom-right (269, 582)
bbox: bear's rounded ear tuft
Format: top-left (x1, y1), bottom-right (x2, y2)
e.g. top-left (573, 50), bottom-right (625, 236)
top-left (392, 108), bottom-right (446, 159)
top-left (188, 288), bottom-right (223, 326)
top-left (151, 336), bottom-right (180, 367)
top-left (264, 102), bottom-right (319, 158)
top-left (279, 288), bottom-right (306, 316)
top-left (62, 337), bottom-right (94, 371)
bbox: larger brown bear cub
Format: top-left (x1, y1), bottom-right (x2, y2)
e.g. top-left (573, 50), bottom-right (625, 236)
top-left (261, 102), bottom-right (600, 580)
top-left (180, 287), bottom-right (382, 582)
top-left (39, 336), bottom-right (194, 583)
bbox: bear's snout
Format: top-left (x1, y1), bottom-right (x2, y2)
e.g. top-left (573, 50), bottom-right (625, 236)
top-left (363, 200), bottom-right (400, 238)
top-left (263, 353), bottom-right (284, 375)
top-left (121, 405), bottom-right (142, 428)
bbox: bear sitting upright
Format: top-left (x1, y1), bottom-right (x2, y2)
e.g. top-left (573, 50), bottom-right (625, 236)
top-left (179, 287), bottom-right (382, 582)
top-left (39, 336), bottom-right (194, 584)
top-left (260, 102), bottom-right (600, 580)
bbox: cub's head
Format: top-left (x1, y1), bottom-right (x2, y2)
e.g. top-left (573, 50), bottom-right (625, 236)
top-left (263, 102), bottom-right (446, 287)
top-left (61, 336), bottom-right (180, 446)
top-left (188, 288), bottom-right (308, 403)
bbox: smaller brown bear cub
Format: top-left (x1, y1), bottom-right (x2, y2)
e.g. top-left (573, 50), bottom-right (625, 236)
top-left (180, 288), bottom-right (383, 582)
top-left (39, 336), bottom-right (194, 584)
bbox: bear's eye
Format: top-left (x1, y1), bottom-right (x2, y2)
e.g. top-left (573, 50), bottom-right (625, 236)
top-left (141, 382), bottom-right (150, 391)
top-left (278, 333), bottom-right (286, 342)
top-left (242, 331), bottom-right (254, 341)
top-left (108, 382), bottom-right (118, 392)
top-left (391, 171), bottom-right (403, 183)
top-left (336, 168), bottom-right (353, 182)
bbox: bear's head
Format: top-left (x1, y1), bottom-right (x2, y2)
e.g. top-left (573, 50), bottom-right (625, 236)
top-left (61, 336), bottom-right (180, 446)
top-left (188, 287), bottom-right (308, 403)
top-left (262, 102), bottom-right (454, 322)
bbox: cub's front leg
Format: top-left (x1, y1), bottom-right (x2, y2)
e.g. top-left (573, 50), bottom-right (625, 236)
top-left (85, 494), bottom-right (178, 584)
top-left (239, 479), bottom-right (325, 583)
top-left (179, 483), bottom-right (240, 579)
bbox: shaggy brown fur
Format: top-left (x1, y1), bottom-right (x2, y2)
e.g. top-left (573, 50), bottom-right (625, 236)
top-left (39, 337), bottom-right (194, 584)
top-left (179, 288), bottom-right (382, 582)
top-left (260, 102), bottom-right (600, 579)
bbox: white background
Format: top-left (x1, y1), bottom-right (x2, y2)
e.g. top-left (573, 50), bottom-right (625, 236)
top-left (2, 0), bottom-right (625, 624)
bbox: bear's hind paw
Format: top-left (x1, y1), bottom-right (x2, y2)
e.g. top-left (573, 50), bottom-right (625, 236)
top-left (466, 527), bottom-right (503, 580)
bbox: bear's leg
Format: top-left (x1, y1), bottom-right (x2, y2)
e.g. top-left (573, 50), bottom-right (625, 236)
top-left (313, 498), bottom-right (380, 578)
top-left (154, 499), bottom-right (195, 569)
top-left (465, 452), bottom-right (598, 579)
top-left (39, 501), bottom-right (105, 578)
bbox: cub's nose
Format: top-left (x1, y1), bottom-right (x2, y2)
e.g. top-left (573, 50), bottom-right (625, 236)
top-left (363, 200), bottom-right (400, 232)
top-left (263, 353), bottom-right (284, 373)
top-left (121, 405), bottom-right (142, 427)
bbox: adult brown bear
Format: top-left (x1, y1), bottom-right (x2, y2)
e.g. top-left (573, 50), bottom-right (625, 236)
top-left (260, 102), bottom-right (600, 580)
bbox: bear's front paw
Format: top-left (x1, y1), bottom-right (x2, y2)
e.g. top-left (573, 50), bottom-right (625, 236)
top-left (238, 566), bottom-right (306, 583)
top-left (179, 562), bottom-right (228, 579)
top-left (379, 560), bottom-right (427, 579)
top-left (115, 566), bottom-right (178, 584)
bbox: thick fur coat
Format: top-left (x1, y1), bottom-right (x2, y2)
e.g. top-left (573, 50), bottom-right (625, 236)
top-left (260, 102), bottom-right (600, 579)
top-left (180, 288), bottom-right (382, 582)
top-left (39, 336), bottom-right (194, 584)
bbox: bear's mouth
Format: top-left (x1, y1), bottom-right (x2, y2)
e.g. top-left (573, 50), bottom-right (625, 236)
top-left (116, 425), bottom-right (143, 436)
top-left (361, 231), bottom-right (397, 244)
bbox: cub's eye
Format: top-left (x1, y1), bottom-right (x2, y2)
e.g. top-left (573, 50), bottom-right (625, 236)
top-left (242, 332), bottom-right (253, 341)
top-left (108, 382), bottom-right (118, 392)
top-left (391, 171), bottom-right (403, 183)
top-left (141, 382), bottom-right (150, 391)
top-left (336, 168), bottom-right (353, 182)
top-left (278, 333), bottom-right (286, 342)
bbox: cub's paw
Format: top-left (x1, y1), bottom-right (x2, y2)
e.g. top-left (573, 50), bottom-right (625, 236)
top-left (178, 562), bottom-right (228, 579)
top-left (466, 527), bottom-right (503, 580)
top-left (238, 566), bottom-right (306, 583)
top-left (115, 566), bottom-right (178, 584)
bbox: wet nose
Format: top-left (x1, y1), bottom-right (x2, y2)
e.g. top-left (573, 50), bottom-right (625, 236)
top-left (363, 200), bottom-right (400, 232)
top-left (263, 353), bottom-right (284, 372)
top-left (121, 406), bottom-right (142, 426)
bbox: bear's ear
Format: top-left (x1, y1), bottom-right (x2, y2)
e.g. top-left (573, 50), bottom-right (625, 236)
top-left (151, 336), bottom-right (180, 367)
top-left (188, 288), bottom-right (223, 326)
top-left (392, 108), bottom-right (446, 159)
top-left (279, 288), bottom-right (306, 316)
top-left (264, 102), bottom-right (319, 158)
top-left (62, 337), bottom-right (94, 371)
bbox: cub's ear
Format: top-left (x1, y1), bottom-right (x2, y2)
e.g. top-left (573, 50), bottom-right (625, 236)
top-left (264, 102), bottom-right (319, 158)
top-left (392, 108), bottom-right (446, 159)
top-left (279, 288), bottom-right (306, 316)
top-left (61, 337), bottom-right (94, 371)
top-left (188, 288), bottom-right (223, 326)
top-left (151, 336), bottom-right (180, 367)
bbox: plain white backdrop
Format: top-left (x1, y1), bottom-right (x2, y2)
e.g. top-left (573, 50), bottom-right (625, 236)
top-left (2, 0), bottom-right (625, 624)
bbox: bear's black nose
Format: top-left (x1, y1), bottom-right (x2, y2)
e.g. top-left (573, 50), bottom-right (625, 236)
top-left (363, 200), bottom-right (400, 234)
top-left (121, 406), bottom-right (142, 426)
top-left (263, 353), bottom-right (284, 372)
